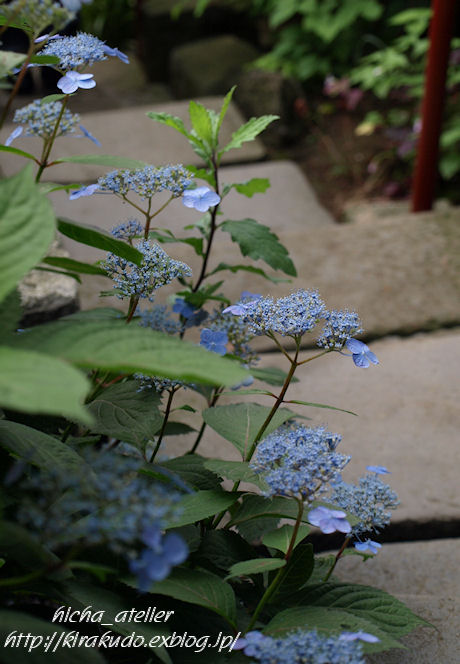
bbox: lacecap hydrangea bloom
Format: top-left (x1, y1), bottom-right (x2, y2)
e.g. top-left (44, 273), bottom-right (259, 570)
top-left (98, 165), bottom-right (192, 200)
top-left (250, 423), bottom-right (350, 500)
top-left (234, 629), bottom-right (365, 664)
top-left (138, 305), bottom-right (181, 335)
top-left (224, 289), bottom-right (326, 337)
top-left (3, 1), bottom-right (73, 36)
top-left (207, 306), bottom-right (258, 364)
top-left (330, 472), bottom-right (399, 537)
top-left (9, 100), bottom-right (99, 145)
top-left (16, 450), bottom-right (187, 590)
top-left (102, 238), bottom-right (192, 302)
top-left (110, 219), bottom-right (144, 241)
top-left (40, 31), bottom-right (126, 70)
top-left (317, 310), bottom-right (363, 350)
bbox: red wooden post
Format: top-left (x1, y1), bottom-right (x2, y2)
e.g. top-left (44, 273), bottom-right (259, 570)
top-left (411, 0), bottom-right (456, 212)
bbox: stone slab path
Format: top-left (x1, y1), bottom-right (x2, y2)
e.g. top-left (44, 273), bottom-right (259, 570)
top-left (336, 539), bottom-right (459, 663)
top-left (1, 98), bottom-right (266, 182)
top-left (164, 329), bottom-right (460, 527)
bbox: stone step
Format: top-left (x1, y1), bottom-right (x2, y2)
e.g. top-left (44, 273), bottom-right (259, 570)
top-left (0, 97), bottom-right (266, 182)
top-left (47, 159), bottom-right (334, 310)
top-left (54, 194), bottom-right (460, 343)
top-left (336, 539), bottom-right (458, 663)
top-left (163, 329), bottom-right (460, 528)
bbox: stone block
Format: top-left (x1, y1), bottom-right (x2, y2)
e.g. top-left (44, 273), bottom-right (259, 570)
top-left (0, 98), bottom-right (266, 181)
top-left (336, 539), bottom-right (459, 663)
top-left (170, 35), bottom-right (259, 98)
top-left (19, 241), bottom-right (79, 326)
top-left (234, 69), bottom-right (304, 145)
top-left (140, 1), bottom-right (258, 82)
top-left (47, 160), bottom-right (333, 308)
top-left (168, 330), bottom-right (460, 527)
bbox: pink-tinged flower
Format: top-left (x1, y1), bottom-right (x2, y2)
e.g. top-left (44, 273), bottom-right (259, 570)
top-left (69, 184), bottom-right (98, 200)
top-left (308, 506), bottom-right (351, 534)
top-left (57, 71), bottom-right (96, 94)
top-left (182, 186), bottom-right (221, 212)
top-left (5, 126), bottom-right (23, 146)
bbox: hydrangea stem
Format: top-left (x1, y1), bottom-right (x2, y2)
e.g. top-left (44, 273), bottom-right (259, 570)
top-left (0, 40), bottom-right (35, 129)
top-left (246, 498), bottom-right (304, 632)
top-left (192, 155), bottom-right (220, 293)
top-left (149, 387), bottom-right (178, 462)
top-left (35, 95), bottom-right (69, 182)
top-left (188, 387), bottom-right (222, 454)
top-left (323, 535), bottom-right (351, 582)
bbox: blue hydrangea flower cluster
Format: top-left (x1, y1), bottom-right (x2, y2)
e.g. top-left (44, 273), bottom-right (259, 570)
top-left (16, 450), bottom-right (183, 555)
top-left (98, 165), bottom-right (192, 200)
top-left (4, 1), bottom-right (73, 34)
top-left (102, 239), bottom-right (192, 302)
top-left (135, 375), bottom-right (184, 393)
top-left (317, 310), bottom-right (363, 350)
top-left (250, 423), bottom-right (350, 500)
top-left (226, 289), bottom-right (326, 338)
top-left (173, 298), bottom-right (208, 329)
top-left (13, 100), bottom-right (80, 139)
top-left (234, 629), bottom-right (365, 664)
top-left (110, 219), bottom-right (144, 241)
top-left (207, 307), bottom-right (259, 364)
top-left (40, 32), bottom-right (108, 70)
top-left (138, 305), bottom-right (181, 335)
top-left (130, 527), bottom-right (188, 592)
top-left (199, 329), bottom-right (228, 355)
top-left (330, 473), bottom-right (399, 536)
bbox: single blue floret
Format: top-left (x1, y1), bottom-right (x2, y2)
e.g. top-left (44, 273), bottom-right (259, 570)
top-left (69, 183), bottom-right (99, 200)
top-left (5, 126), bottom-right (23, 146)
top-left (57, 71), bottom-right (95, 93)
top-left (366, 465), bottom-right (390, 475)
top-left (308, 506), bottom-right (351, 534)
top-left (130, 527), bottom-right (188, 592)
top-left (79, 124), bottom-right (101, 146)
top-left (182, 186), bottom-right (221, 212)
top-left (200, 328), bottom-right (228, 355)
top-left (339, 631), bottom-right (380, 643)
top-left (345, 338), bottom-right (379, 368)
top-left (354, 539), bottom-right (382, 555)
top-left (102, 45), bottom-right (129, 64)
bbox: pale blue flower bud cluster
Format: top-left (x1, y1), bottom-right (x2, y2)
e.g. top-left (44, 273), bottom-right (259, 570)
top-left (41, 31), bottom-right (108, 70)
top-left (16, 451), bottom-right (183, 556)
top-left (98, 165), bottom-right (193, 200)
top-left (110, 219), bottom-right (144, 241)
top-left (234, 629), bottom-right (365, 664)
top-left (102, 239), bottom-right (192, 301)
top-left (135, 375), bottom-right (184, 393)
top-left (250, 423), bottom-right (350, 500)
top-left (208, 308), bottom-right (259, 364)
top-left (330, 473), bottom-right (399, 536)
top-left (4, 1), bottom-right (73, 35)
top-left (138, 305), bottom-right (181, 335)
top-left (13, 100), bottom-right (80, 138)
top-left (236, 289), bottom-right (326, 337)
top-left (317, 309), bottom-right (363, 350)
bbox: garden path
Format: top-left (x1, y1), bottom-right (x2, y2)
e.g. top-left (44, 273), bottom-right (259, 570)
top-left (3, 57), bottom-right (459, 661)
